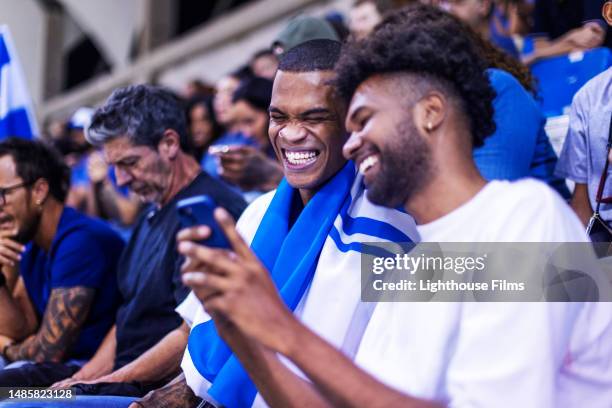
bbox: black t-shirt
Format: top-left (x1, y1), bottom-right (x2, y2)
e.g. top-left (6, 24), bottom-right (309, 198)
top-left (113, 172), bottom-right (246, 369)
top-left (532, 0), bottom-right (611, 48)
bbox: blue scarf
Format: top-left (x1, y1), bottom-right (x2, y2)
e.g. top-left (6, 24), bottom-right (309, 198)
top-left (187, 162), bottom-right (356, 407)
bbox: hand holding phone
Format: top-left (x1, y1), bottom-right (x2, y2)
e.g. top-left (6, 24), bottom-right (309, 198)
top-left (176, 195), bottom-right (230, 248)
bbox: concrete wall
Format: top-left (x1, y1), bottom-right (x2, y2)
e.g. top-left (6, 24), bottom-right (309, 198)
top-left (0, 0), bottom-right (46, 105)
top-left (157, 0), bottom-right (351, 91)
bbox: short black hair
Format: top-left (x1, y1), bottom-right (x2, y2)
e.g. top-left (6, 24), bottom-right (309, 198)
top-left (334, 4), bottom-right (496, 147)
top-left (0, 137), bottom-right (71, 203)
top-left (232, 77), bottom-right (273, 112)
top-left (87, 84), bottom-right (190, 151)
top-left (278, 39), bottom-right (342, 73)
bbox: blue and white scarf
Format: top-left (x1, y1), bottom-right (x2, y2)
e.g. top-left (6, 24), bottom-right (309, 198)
top-left (184, 162), bottom-right (418, 407)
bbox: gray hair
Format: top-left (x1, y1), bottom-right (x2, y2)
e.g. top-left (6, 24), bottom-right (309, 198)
top-left (87, 84), bottom-right (190, 151)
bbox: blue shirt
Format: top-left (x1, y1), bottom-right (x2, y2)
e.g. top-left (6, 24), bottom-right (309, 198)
top-left (474, 69), bottom-right (570, 198)
top-left (556, 68), bottom-right (612, 223)
top-left (19, 207), bottom-right (124, 359)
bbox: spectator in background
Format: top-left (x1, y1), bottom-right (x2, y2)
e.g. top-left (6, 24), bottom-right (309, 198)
top-left (182, 79), bottom-right (215, 100)
top-left (185, 95), bottom-right (223, 161)
top-left (85, 151), bottom-right (142, 235)
top-left (213, 77), bottom-right (283, 199)
top-left (202, 71), bottom-right (257, 178)
top-left (272, 15), bottom-right (339, 57)
top-left (325, 10), bottom-right (351, 41)
top-left (64, 107), bottom-right (95, 212)
top-left (523, 0), bottom-right (609, 65)
top-left (0, 138), bottom-right (123, 383)
top-left (1, 85), bottom-right (246, 400)
top-left (249, 49), bottom-right (278, 80)
top-left (348, 0), bottom-right (415, 40)
top-left (444, 0), bottom-right (520, 57)
top-left (555, 1), bottom-right (612, 225)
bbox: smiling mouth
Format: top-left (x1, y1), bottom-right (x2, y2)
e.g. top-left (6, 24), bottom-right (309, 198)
top-left (359, 155), bottom-right (380, 176)
top-left (282, 149), bottom-right (321, 169)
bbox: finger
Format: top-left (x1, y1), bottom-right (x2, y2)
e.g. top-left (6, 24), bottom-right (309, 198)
top-left (0, 253), bottom-right (17, 266)
top-left (214, 208), bottom-right (251, 259)
top-left (177, 242), bottom-right (239, 277)
top-left (177, 226), bottom-right (211, 242)
top-left (203, 295), bottom-right (231, 317)
top-left (183, 272), bottom-right (234, 294)
top-left (0, 246), bottom-right (22, 261)
top-left (182, 273), bottom-right (222, 302)
top-left (0, 238), bottom-right (25, 253)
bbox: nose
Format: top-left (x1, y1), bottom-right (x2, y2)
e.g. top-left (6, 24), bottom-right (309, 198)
top-left (278, 123), bottom-right (308, 145)
top-left (114, 166), bottom-right (132, 187)
top-left (343, 132), bottom-right (364, 160)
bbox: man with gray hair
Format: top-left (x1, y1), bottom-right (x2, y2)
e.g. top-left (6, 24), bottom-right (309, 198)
top-left (6, 85), bottom-right (246, 398)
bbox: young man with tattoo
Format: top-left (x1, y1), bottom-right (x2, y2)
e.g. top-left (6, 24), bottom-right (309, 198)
top-left (0, 138), bottom-right (124, 384)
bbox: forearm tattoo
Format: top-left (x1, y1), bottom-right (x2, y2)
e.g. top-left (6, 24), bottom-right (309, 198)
top-left (5, 286), bottom-right (95, 362)
top-left (137, 374), bottom-right (202, 408)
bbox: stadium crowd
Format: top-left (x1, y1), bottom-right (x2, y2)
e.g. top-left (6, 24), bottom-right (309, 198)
top-left (0, 0), bottom-right (611, 407)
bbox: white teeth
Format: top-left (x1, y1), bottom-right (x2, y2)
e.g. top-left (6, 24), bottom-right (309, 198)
top-left (359, 155), bottom-right (379, 175)
top-left (285, 150), bottom-right (317, 165)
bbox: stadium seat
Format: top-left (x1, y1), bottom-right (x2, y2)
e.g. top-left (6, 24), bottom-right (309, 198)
top-left (531, 47), bottom-right (612, 117)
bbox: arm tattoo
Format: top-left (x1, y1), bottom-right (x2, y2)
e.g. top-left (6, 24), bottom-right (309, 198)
top-left (5, 286), bottom-right (95, 362)
top-left (137, 374), bottom-right (202, 408)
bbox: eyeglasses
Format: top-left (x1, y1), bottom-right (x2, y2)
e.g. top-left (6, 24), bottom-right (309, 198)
top-left (0, 181), bottom-right (33, 206)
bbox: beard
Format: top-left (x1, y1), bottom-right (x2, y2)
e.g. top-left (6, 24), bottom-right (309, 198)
top-left (366, 117), bottom-right (433, 208)
top-left (15, 211), bottom-right (41, 244)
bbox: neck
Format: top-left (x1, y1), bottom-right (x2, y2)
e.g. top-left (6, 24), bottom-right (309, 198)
top-left (404, 132), bottom-right (487, 225)
top-left (160, 152), bottom-right (202, 206)
top-left (33, 200), bottom-right (64, 251)
top-left (298, 189), bottom-right (315, 206)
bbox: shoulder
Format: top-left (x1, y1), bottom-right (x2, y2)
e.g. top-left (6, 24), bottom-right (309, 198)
top-left (571, 67), bottom-right (611, 108)
top-left (486, 179), bottom-right (587, 242)
top-left (236, 190), bottom-right (276, 244)
top-left (487, 68), bottom-right (522, 90)
top-left (55, 208), bottom-right (124, 252)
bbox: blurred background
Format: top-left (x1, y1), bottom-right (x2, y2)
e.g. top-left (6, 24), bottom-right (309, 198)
top-left (0, 0), bottom-right (350, 126)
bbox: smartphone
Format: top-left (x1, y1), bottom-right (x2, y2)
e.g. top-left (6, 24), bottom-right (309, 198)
top-left (176, 195), bottom-right (230, 249)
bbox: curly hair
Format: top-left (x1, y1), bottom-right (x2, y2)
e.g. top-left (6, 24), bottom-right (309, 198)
top-left (380, 4), bottom-right (537, 94)
top-left (334, 3), bottom-right (497, 147)
top-left (87, 84), bottom-right (190, 151)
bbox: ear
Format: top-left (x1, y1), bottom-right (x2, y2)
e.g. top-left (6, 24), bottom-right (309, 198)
top-left (413, 91), bottom-right (446, 137)
top-left (30, 178), bottom-right (50, 206)
top-left (604, 2), bottom-right (612, 26)
top-left (157, 129), bottom-right (181, 160)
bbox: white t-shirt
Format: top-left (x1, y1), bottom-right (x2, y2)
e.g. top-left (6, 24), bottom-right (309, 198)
top-left (181, 186), bottom-right (420, 407)
top-left (354, 179), bottom-right (612, 407)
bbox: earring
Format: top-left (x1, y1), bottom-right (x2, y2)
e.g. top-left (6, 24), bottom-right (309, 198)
top-left (426, 122), bottom-right (433, 131)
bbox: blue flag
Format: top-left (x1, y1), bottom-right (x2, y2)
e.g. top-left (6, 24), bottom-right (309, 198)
top-left (0, 25), bottom-right (38, 139)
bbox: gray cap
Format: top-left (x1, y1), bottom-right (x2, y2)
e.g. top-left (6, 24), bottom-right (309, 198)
top-left (272, 15), bottom-right (339, 56)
